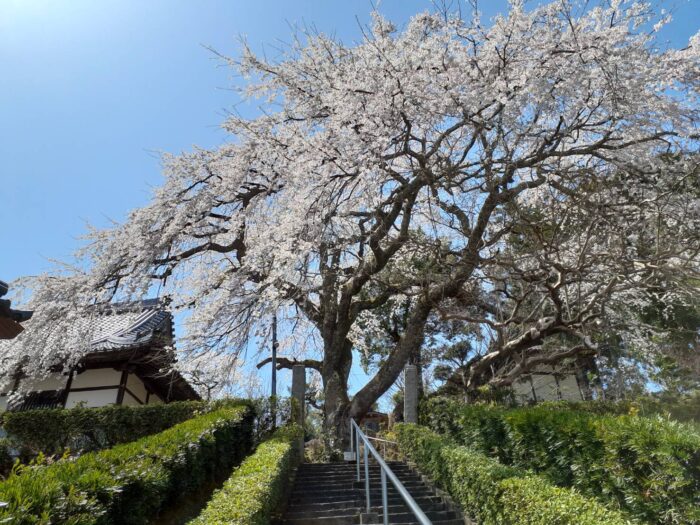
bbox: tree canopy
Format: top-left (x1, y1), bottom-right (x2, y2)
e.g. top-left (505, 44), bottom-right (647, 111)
top-left (3, 0), bottom-right (699, 444)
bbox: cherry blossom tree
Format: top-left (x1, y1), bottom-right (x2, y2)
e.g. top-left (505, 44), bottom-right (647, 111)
top-left (3, 1), bottom-right (699, 446)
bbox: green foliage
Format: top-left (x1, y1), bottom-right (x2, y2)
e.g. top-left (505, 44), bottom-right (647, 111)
top-left (0, 401), bottom-right (208, 459)
top-left (421, 397), bottom-right (700, 524)
top-left (0, 438), bottom-right (14, 475)
top-left (189, 424), bottom-right (303, 525)
top-left (395, 424), bottom-right (630, 525)
top-left (0, 402), bottom-right (254, 525)
top-left (534, 394), bottom-right (700, 424)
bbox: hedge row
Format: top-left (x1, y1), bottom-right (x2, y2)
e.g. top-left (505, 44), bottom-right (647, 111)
top-left (190, 424), bottom-right (303, 525)
top-left (421, 397), bottom-right (700, 524)
top-left (0, 402), bottom-right (254, 524)
top-left (534, 396), bottom-right (700, 424)
top-left (1, 400), bottom-right (207, 458)
top-left (395, 423), bottom-right (631, 525)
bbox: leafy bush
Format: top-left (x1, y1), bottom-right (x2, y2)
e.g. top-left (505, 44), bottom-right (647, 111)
top-left (421, 397), bottom-right (700, 524)
top-left (535, 395), bottom-right (700, 424)
top-left (0, 402), bottom-right (254, 525)
top-left (396, 424), bottom-right (631, 525)
top-left (0, 438), bottom-right (13, 475)
top-left (248, 396), bottom-right (294, 442)
top-left (189, 424), bottom-right (303, 525)
top-left (0, 400), bottom-right (208, 459)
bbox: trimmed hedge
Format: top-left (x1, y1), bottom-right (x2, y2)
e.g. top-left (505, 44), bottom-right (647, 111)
top-left (421, 397), bottom-right (700, 524)
top-left (535, 396), bottom-right (700, 425)
top-left (0, 402), bottom-right (254, 524)
top-left (189, 424), bottom-right (303, 525)
top-left (395, 423), bottom-right (631, 525)
top-left (0, 400), bottom-right (207, 459)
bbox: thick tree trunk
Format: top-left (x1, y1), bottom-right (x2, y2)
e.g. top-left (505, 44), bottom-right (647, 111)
top-left (349, 300), bottom-right (433, 426)
top-left (321, 336), bottom-right (353, 451)
top-left (319, 311), bottom-right (430, 452)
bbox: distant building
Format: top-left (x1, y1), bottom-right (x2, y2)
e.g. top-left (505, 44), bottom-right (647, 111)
top-left (0, 280), bottom-right (32, 340)
top-left (0, 299), bottom-right (199, 411)
top-left (511, 357), bottom-right (596, 403)
top-left (359, 410), bottom-right (389, 434)
top-left (439, 355), bottom-right (597, 403)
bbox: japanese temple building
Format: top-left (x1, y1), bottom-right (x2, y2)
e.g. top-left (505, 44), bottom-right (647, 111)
top-left (0, 299), bottom-right (199, 411)
top-left (0, 279), bottom-right (32, 341)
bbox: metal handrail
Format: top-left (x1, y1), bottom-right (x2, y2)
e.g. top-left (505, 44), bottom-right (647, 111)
top-left (350, 419), bottom-right (432, 525)
top-left (364, 434), bottom-right (399, 460)
top-left (364, 435), bottom-right (397, 445)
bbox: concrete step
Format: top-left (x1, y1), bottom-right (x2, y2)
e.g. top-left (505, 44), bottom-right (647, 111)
top-left (282, 513), bottom-right (359, 525)
top-left (279, 461), bottom-right (458, 525)
top-left (294, 479), bottom-right (426, 492)
top-left (289, 489), bottom-right (436, 504)
top-left (294, 470), bottom-right (415, 480)
top-left (363, 521), bottom-right (463, 525)
top-left (285, 495), bottom-right (445, 513)
top-left (284, 501), bottom-right (450, 519)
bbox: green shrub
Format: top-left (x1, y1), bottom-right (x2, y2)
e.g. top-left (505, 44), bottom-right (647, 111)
top-left (0, 438), bottom-right (14, 476)
top-left (189, 424), bottom-right (303, 525)
top-left (535, 394), bottom-right (700, 424)
top-left (0, 402), bottom-right (254, 525)
top-left (421, 397), bottom-right (700, 524)
top-left (396, 424), bottom-right (631, 525)
top-left (0, 401), bottom-right (208, 458)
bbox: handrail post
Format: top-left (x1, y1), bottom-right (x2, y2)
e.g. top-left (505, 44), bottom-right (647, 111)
top-left (381, 468), bottom-right (389, 525)
top-left (364, 440), bottom-right (370, 513)
top-left (356, 426), bottom-right (361, 481)
top-left (349, 419), bottom-right (354, 455)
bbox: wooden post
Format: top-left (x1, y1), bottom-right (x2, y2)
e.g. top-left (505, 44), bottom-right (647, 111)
top-left (271, 313), bottom-right (278, 428)
top-left (116, 370), bottom-right (129, 405)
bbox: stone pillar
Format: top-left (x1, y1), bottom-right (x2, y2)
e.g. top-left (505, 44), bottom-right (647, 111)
top-left (404, 364), bottom-right (418, 424)
top-left (291, 365), bottom-right (306, 460)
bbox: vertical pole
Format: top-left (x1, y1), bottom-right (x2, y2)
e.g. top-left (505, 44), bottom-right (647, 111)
top-left (271, 314), bottom-right (278, 397)
top-left (350, 419), bottom-right (354, 455)
top-left (364, 442), bottom-right (371, 513)
top-left (404, 365), bottom-right (419, 424)
top-left (356, 427), bottom-right (361, 481)
top-left (271, 313), bottom-right (278, 428)
top-left (529, 375), bottom-right (538, 403)
top-left (291, 365), bottom-right (306, 461)
top-left (381, 468), bottom-right (389, 525)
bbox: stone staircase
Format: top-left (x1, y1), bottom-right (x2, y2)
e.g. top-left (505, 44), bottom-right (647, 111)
top-left (278, 461), bottom-right (463, 524)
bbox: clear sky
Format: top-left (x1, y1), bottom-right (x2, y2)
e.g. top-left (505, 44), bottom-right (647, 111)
top-left (1, 0), bottom-right (698, 402)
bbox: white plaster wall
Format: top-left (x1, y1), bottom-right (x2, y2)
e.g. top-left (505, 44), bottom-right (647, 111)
top-left (513, 374), bottom-right (583, 403)
top-left (65, 388), bottom-right (119, 408)
top-left (126, 374), bottom-right (148, 404)
top-left (532, 374), bottom-right (561, 401)
top-left (71, 368), bottom-right (122, 389)
top-left (148, 393), bottom-right (163, 405)
top-left (122, 391), bottom-right (142, 406)
top-left (558, 375), bottom-right (583, 401)
top-left (513, 380), bottom-right (533, 403)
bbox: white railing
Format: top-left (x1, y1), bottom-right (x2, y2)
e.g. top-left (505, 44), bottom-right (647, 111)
top-left (349, 419), bottom-right (432, 525)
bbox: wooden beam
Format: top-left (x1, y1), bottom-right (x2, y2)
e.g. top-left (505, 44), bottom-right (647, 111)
top-left (68, 385), bottom-right (121, 393)
top-left (62, 370), bottom-right (74, 408)
top-left (116, 370), bottom-right (128, 405)
top-left (123, 387), bottom-right (145, 405)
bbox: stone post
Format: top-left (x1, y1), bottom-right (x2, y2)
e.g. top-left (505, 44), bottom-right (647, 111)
top-left (291, 364), bottom-right (306, 460)
top-left (404, 364), bottom-right (418, 424)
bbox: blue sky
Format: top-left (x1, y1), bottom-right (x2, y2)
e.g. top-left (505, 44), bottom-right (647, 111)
top-left (1, 0), bottom-right (698, 402)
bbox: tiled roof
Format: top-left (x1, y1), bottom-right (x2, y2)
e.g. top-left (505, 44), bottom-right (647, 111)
top-left (87, 299), bottom-right (173, 352)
